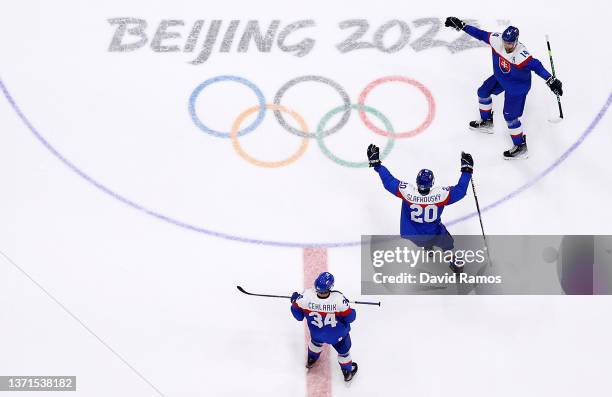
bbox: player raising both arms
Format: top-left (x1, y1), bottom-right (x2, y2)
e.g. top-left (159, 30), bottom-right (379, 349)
top-left (367, 145), bottom-right (473, 273)
top-left (445, 17), bottom-right (563, 159)
top-left (290, 272), bottom-right (358, 382)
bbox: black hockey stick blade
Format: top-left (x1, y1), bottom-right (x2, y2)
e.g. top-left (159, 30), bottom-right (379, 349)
top-left (236, 286), bottom-right (291, 299)
top-left (547, 95), bottom-right (564, 123)
top-left (353, 300), bottom-right (381, 306)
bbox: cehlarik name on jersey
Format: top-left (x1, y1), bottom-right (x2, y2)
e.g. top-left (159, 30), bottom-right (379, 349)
top-left (308, 302), bottom-right (338, 312)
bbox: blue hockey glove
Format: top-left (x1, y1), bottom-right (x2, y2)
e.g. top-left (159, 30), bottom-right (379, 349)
top-left (290, 292), bottom-right (300, 303)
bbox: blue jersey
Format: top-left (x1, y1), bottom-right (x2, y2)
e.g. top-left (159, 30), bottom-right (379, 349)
top-left (291, 289), bottom-right (356, 344)
top-left (375, 165), bottom-right (471, 237)
top-left (464, 25), bottom-right (552, 95)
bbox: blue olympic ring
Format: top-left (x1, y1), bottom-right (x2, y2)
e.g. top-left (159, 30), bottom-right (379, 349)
top-left (188, 75), bottom-right (266, 138)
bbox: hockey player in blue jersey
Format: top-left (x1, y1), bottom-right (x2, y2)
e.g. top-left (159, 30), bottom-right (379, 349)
top-left (290, 272), bottom-right (358, 381)
top-left (445, 17), bottom-right (563, 159)
top-left (367, 144), bottom-right (473, 273)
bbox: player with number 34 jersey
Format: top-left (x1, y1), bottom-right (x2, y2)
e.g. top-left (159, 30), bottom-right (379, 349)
top-left (290, 272), bottom-right (358, 381)
top-left (292, 288), bottom-right (354, 342)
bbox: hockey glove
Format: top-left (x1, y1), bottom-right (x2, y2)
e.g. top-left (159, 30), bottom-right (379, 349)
top-left (367, 144), bottom-right (381, 167)
top-left (445, 17), bottom-right (466, 31)
top-left (461, 152), bottom-right (474, 174)
top-left (290, 292), bottom-right (300, 303)
top-left (546, 77), bottom-right (563, 96)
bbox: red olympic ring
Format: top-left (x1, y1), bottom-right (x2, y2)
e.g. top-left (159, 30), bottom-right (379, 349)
top-left (358, 76), bottom-right (436, 138)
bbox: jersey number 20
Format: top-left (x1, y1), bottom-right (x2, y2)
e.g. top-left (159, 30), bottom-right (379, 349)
top-left (410, 204), bottom-right (438, 223)
top-left (309, 312), bottom-right (337, 328)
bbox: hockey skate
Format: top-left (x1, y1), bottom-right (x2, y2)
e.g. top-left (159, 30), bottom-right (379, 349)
top-left (306, 356), bottom-right (318, 369)
top-left (342, 362), bottom-right (358, 382)
top-left (469, 116), bottom-right (494, 134)
top-left (503, 135), bottom-right (528, 160)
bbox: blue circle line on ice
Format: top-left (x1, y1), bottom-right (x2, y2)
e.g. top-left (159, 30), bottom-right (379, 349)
top-left (1, 77), bottom-right (610, 248)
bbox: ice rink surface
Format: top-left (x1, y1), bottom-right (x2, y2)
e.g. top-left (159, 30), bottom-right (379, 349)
top-left (1, 0), bottom-right (611, 396)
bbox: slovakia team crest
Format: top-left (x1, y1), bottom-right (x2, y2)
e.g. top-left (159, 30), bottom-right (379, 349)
top-left (499, 57), bottom-right (511, 73)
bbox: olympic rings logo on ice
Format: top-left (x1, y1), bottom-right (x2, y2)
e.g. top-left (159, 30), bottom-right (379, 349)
top-left (188, 75), bottom-right (436, 168)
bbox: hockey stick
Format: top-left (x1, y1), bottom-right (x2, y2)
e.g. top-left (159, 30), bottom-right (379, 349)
top-left (545, 34), bottom-right (564, 123)
top-left (470, 176), bottom-right (492, 266)
top-left (237, 286), bottom-right (381, 306)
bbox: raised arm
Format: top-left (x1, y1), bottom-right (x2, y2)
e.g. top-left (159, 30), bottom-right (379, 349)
top-left (463, 25), bottom-right (491, 44)
top-left (367, 144), bottom-right (401, 196)
top-left (448, 172), bottom-right (472, 205)
top-left (447, 152), bottom-right (474, 205)
top-left (375, 165), bottom-right (401, 196)
top-left (445, 17), bottom-right (491, 44)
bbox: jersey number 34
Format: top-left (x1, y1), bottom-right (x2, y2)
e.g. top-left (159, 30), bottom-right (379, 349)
top-left (309, 312), bottom-right (337, 328)
top-left (410, 204), bottom-right (438, 223)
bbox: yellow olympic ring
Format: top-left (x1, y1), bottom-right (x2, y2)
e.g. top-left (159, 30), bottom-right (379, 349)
top-left (230, 104), bottom-right (310, 168)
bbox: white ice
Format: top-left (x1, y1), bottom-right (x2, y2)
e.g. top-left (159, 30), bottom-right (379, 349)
top-left (1, 0), bottom-right (611, 396)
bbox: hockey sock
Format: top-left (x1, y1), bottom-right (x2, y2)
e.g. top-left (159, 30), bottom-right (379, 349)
top-left (308, 340), bottom-right (323, 361)
top-left (478, 96), bottom-right (493, 120)
top-left (338, 352), bottom-right (353, 371)
top-left (507, 118), bottom-right (524, 145)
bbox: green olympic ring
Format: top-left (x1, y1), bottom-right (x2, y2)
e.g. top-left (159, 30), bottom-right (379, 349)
top-left (316, 104), bottom-right (395, 168)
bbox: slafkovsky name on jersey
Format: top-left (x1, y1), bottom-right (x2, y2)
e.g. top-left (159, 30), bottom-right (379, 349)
top-left (399, 182), bottom-right (450, 204)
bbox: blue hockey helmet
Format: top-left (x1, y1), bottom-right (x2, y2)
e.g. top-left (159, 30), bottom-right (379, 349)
top-left (502, 26), bottom-right (519, 43)
top-left (314, 272), bottom-right (334, 293)
top-left (416, 169), bottom-right (435, 191)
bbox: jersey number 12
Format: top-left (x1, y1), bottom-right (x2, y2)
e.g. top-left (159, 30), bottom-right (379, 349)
top-left (309, 312), bottom-right (337, 328)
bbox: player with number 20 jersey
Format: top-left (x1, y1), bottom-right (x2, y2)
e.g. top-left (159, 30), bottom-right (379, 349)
top-left (367, 145), bottom-right (473, 251)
